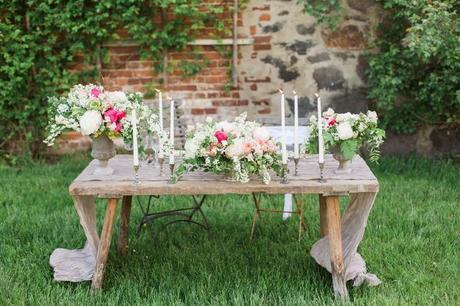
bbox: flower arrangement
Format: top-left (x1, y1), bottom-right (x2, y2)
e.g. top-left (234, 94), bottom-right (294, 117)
top-left (306, 108), bottom-right (385, 163)
top-left (172, 113), bottom-right (283, 184)
top-left (44, 84), bottom-right (168, 153)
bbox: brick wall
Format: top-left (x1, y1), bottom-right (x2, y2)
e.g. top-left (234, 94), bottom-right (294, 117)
top-left (55, 0), bottom-right (383, 153)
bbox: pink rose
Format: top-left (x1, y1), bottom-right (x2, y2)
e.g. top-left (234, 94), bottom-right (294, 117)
top-left (104, 108), bottom-right (117, 123)
top-left (91, 88), bottom-right (101, 98)
top-left (116, 111), bottom-right (126, 121)
top-left (114, 122), bottom-right (122, 132)
top-left (328, 118), bottom-right (337, 127)
top-left (214, 130), bottom-right (228, 144)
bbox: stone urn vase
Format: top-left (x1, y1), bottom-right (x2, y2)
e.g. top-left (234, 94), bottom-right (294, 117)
top-left (91, 134), bottom-right (116, 175)
top-left (330, 145), bottom-right (353, 174)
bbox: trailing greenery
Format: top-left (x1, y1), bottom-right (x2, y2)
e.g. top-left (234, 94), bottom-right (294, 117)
top-left (300, 0), bottom-right (460, 134)
top-left (0, 1), bottom-right (227, 161)
top-left (0, 155), bottom-right (459, 304)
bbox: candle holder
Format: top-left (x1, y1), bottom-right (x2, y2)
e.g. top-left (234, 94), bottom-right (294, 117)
top-left (281, 163), bottom-right (289, 184)
top-left (293, 157), bottom-right (300, 176)
top-left (168, 163), bottom-right (175, 184)
top-left (318, 162), bottom-right (326, 183)
top-left (158, 157), bottom-right (165, 176)
top-left (133, 165), bottom-right (140, 185)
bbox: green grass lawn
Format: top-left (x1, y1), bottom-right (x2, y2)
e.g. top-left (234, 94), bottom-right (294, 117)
top-left (0, 155), bottom-right (459, 305)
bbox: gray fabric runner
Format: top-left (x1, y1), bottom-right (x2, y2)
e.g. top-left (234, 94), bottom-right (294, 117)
top-left (50, 155), bottom-right (381, 287)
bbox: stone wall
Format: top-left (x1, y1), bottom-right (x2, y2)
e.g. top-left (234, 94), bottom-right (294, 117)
top-left (53, 0), bottom-right (459, 156)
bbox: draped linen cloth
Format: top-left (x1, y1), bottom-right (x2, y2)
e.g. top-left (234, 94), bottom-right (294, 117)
top-left (310, 192), bottom-right (381, 286)
top-left (50, 155), bottom-right (381, 285)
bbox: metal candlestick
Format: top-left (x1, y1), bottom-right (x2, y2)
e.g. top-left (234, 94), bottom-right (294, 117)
top-left (134, 165), bottom-right (140, 185)
top-left (168, 163), bottom-right (175, 184)
top-left (281, 163), bottom-right (289, 184)
top-left (293, 157), bottom-right (300, 176)
top-left (319, 162), bottom-right (326, 183)
top-left (158, 157), bottom-right (165, 176)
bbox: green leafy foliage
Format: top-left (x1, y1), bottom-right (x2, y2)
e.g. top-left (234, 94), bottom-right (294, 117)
top-left (300, 0), bottom-right (460, 134)
top-left (367, 0), bottom-right (460, 133)
top-left (297, 0), bottom-right (342, 29)
top-left (0, 1), bottom-right (228, 161)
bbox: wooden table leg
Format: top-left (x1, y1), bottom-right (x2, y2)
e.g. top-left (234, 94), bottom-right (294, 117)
top-left (117, 196), bottom-right (132, 256)
top-left (91, 198), bottom-right (118, 291)
top-left (325, 196), bottom-right (349, 300)
top-left (319, 194), bottom-right (328, 238)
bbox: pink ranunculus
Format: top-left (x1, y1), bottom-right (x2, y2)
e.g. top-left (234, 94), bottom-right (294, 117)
top-left (243, 142), bottom-right (253, 155)
top-left (214, 130), bottom-right (228, 144)
top-left (91, 87), bottom-right (101, 98)
top-left (257, 139), bottom-right (268, 152)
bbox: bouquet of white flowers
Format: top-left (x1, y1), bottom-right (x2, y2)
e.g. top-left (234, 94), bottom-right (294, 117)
top-left (307, 108), bottom-right (385, 163)
top-left (172, 113), bottom-right (283, 184)
top-left (44, 84), bottom-right (168, 153)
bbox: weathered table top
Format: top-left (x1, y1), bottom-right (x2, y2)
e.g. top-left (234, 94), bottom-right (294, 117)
top-left (69, 154), bottom-right (378, 197)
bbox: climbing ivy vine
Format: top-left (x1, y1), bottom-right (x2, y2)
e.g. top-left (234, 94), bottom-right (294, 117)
top-left (0, 0), bottom-right (228, 162)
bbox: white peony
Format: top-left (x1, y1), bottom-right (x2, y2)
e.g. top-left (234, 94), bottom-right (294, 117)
top-left (336, 122), bottom-right (354, 140)
top-left (309, 115), bottom-right (317, 123)
top-left (79, 110), bottom-right (103, 136)
top-left (225, 140), bottom-right (244, 157)
top-left (367, 110), bottom-right (378, 124)
top-left (253, 126), bottom-right (270, 141)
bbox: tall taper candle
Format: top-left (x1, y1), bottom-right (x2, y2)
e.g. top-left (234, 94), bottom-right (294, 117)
top-left (280, 89), bottom-right (287, 164)
top-left (293, 90), bottom-right (299, 159)
top-left (169, 97), bottom-right (175, 164)
top-left (157, 90), bottom-right (164, 158)
top-left (132, 108), bottom-right (139, 166)
top-left (316, 93), bottom-right (324, 164)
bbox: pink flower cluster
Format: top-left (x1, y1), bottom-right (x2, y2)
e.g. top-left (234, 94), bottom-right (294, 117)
top-left (104, 108), bottom-right (126, 132)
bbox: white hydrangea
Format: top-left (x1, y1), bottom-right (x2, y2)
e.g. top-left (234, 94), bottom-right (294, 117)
top-left (57, 104), bottom-right (69, 113)
top-left (336, 122), bottom-right (354, 140)
top-left (367, 110), bottom-right (378, 124)
top-left (323, 107), bottom-right (335, 117)
top-left (106, 91), bottom-right (128, 109)
top-left (79, 110), bottom-right (103, 135)
top-left (184, 140), bottom-right (199, 159)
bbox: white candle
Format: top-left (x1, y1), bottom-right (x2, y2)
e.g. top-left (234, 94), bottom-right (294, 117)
top-left (169, 97), bottom-right (175, 164)
top-left (293, 90), bottom-right (299, 159)
top-left (157, 90), bottom-right (164, 158)
top-left (280, 89), bottom-right (287, 164)
top-left (132, 108), bottom-right (139, 167)
top-left (316, 94), bottom-right (324, 164)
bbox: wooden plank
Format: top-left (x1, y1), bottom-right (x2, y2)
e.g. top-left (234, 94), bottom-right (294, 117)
top-left (117, 196), bottom-right (132, 256)
top-left (325, 196), bottom-right (348, 300)
top-left (91, 198), bottom-right (118, 291)
top-left (70, 179), bottom-right (378, 197)
top-left (319, 195), bottom-right (328, 237)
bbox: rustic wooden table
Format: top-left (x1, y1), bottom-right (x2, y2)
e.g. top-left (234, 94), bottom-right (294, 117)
top-left (63, 154), bottom-right (379, 300)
